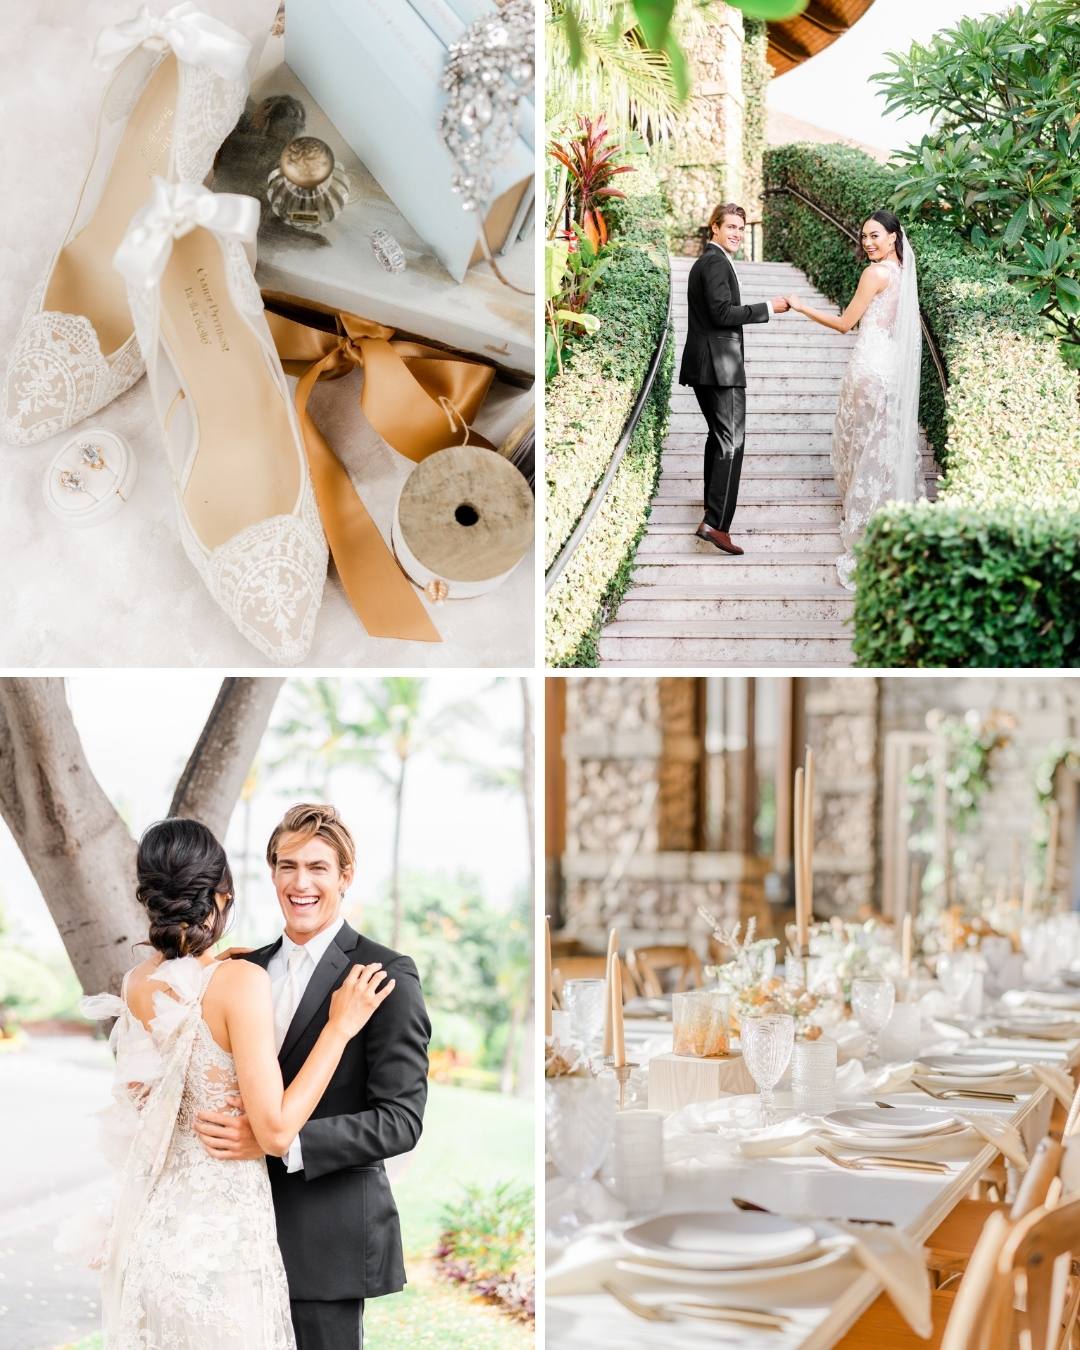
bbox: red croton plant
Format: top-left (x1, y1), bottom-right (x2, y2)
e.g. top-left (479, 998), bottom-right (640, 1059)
top-left (549, 113), bottom-right (635, 252)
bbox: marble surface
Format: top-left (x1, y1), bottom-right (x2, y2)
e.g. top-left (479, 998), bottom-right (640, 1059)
top-left (0, 0), bottom-right (535, 668)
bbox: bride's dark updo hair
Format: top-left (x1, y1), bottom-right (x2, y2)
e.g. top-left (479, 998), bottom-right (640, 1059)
top-left (136, 818), bottom-right (234, 959)
top-left (862, 210), bottom-right (904, 263)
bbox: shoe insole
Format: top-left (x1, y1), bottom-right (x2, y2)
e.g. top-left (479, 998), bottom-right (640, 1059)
top-left (159, 226), bottom-right (300, 551)
top-left (45, 55), bottom-right (179, 356)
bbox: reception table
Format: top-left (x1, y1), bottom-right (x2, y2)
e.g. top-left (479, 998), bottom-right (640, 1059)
top-left (546, 1003), bottom-right (1080, 1348)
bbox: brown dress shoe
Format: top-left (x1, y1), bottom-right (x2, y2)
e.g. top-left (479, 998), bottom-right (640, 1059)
top-left (695, 522), bottom-right (744, 555)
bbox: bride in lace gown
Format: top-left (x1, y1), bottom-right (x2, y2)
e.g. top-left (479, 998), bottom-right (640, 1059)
top-left (786, 211), bottom-right (923, 588)
top-left (75, 818), bottom-right (394, 1349)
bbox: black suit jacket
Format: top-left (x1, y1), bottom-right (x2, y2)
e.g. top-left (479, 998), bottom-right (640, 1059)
top-left (678, 245), bottom-right (770, 389)
top-left (243, 921), bottom-right (431, 1301)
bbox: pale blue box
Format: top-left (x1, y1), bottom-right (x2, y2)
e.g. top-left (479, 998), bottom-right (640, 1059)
top-left (287, 0), bottom-right (533, 283)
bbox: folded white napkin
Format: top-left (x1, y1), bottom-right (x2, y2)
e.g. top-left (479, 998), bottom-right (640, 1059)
top-left (663, 1091), bottom-right (1028, 1169)
top-left (1002, 988), bottom-right (1080, 1012)
top-left (545, 1214), bottom-right (932, 1338)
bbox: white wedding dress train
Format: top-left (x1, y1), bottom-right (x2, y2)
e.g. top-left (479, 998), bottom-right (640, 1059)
top-left (78, 958), bottom-right (295, 1349)
top-left (830, 247), bottom-right (924, 589)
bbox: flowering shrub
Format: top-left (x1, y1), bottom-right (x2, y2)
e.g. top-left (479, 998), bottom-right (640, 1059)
top-left (434, 1182), bottom-right (534, 1322)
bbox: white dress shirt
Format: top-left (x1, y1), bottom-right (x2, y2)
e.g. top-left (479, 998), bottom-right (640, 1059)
top-left (708, 239), bottom-right (773, 317)
top-left (268, 914), bottom-right (346, 1172)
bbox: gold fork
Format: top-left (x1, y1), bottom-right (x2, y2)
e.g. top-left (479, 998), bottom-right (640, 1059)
top-left (815, 1144), bottom-right (950, 1174)
top-left (601, 1282), bottom-right (790, 1329)
top-left (911, 1079), bottom-right (1017, 1102)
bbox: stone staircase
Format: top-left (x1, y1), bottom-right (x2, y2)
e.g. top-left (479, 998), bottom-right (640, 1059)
top-left (598, 257), bottom-right (937, 667)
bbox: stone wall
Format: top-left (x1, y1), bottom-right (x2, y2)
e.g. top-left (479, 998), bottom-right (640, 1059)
top-left (660, 6), bottom-right (745, 254)
top-left (555, 676), bottom-right (1080, 944)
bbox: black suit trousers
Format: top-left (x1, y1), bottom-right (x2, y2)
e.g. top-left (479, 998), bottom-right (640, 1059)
top-left (291, 1297), bottom-right (365, 1350)
top-left (692, 384), bottom-right (746, 532)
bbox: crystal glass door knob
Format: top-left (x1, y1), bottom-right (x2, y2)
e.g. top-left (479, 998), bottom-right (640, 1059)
top-left (267, 136), bottom-right (350, 231)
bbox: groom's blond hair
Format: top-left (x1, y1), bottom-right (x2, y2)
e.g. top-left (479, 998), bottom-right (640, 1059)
top-left (267, 802), bottom-right (356, 875)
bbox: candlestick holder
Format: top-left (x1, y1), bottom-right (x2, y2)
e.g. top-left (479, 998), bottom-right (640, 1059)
top-left (611, 1061), bottom-right (639, 1111)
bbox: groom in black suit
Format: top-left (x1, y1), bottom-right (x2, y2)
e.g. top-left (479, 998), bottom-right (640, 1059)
top-left (193, 803), bottom-right (431, 1350)
top-left (679, 203), bottom-right (789, 554)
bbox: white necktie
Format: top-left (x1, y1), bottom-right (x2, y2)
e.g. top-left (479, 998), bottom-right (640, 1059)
top-left (274, 944), bottom-right (308, 1051)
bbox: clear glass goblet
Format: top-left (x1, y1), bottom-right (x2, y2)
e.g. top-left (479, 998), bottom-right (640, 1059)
top-left (851, 977), bottom-right (896, 1066)
top-left (562, 978), bottom-right (606, 1059)
top-left (740, 1013), bottom-right (795, 1127)
top-left (545, 1075), bottom-right (616, 1235)
top-left (936, 951), bottom-right (975, 1012)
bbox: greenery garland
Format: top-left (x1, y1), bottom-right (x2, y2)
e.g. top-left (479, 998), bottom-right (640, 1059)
top-left (740, 18), bottom-right (769, 250)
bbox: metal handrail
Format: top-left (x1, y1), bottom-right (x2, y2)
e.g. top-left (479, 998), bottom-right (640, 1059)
top-left (544, 283), bottom-right (674, 594)
top-left (762, 183), bottom-right (949, 399)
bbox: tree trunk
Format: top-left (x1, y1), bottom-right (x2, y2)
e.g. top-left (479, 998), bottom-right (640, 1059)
top-left (169, 678), bottom-right (284, 838)
top-left (0, 676), bottom-right (283, 997)
top-left (390, 755), bottom-right (408, 949)
top-left (0, 679), bottom-right (143, 997)
top-left (518, 677), bottom-right (535, 1097)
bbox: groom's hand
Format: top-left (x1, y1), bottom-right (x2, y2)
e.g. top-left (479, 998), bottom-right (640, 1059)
top-left (194, 1095), bottom-right (264, 1161)
top-left (771, 295), bottom-right (790, 314)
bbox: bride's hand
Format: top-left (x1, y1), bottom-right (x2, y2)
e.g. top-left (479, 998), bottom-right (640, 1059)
top-left (328, 963), bottom-right (396, 1038)
top-left (215, 945), bottom-right (255, 960)
top-left (786, 294), bottom-right (802, 313)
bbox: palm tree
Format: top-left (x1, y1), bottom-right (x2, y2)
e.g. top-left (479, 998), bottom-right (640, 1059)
top-left (265, 678), bottom-right (484, 948)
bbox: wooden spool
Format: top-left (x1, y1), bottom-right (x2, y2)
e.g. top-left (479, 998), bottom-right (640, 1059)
top-left (392, 444), bottom-right (533, 600)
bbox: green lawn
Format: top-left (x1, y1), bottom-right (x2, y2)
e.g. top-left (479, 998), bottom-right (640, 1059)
top-left (58, 1084), bottom-right (534, 1350)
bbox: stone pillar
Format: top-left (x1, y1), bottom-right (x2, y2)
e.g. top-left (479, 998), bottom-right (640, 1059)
top-left (559, 676), bottom-right (765, 948)
top-left (803, 677), bottom-right (880, 917)
top-left (660, 5), bottom-right (745, 255)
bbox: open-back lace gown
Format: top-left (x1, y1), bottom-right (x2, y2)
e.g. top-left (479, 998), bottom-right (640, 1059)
top-left (830, 256), bottom-right (923, 588)
top-left (77, 957), bottom-right (295, 1349)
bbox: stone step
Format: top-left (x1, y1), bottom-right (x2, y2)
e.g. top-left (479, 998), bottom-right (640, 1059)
top-left (618, 586), bottom-right (855, 624)
top-left (681, 377), bottom-right (846, 393)
top-left (600, 655), bottom-right (856, 667)
top-left (656, 477), bottom-right (840, 502)
top-left (669, 412), bottom-right (836, 433)
top-left (658, 462), bottom-right (937, 486)
top-left (663, 432), bottom-right (835, 449)
top-left (597, 623), bottom-right (854, 666)
top-left (638, 524), bottom-right (842, 554)
top-left (669, 259), bottom-right (807, 275)
top-left (671, 393), bottom-right (839, 414)
top-left (672, 297), bottom-right (835, 312)
top-left (649, 500), bottom-right (842, 524)
top-left (633, 553), bottom-right (843, 588)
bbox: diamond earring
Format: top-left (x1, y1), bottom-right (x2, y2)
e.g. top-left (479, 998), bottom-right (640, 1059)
top-left (78, 442), bottom-right (107, 470)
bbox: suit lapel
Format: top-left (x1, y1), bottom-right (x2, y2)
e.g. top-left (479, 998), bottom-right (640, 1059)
top-left (278, 922), bottom-right (359, 1065)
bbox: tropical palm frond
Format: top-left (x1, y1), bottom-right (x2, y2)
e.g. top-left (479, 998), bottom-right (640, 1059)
top-left (547, 2), bottom-right (681, 142)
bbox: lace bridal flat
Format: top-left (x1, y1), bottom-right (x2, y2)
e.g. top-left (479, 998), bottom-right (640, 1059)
top-left (2, 3), bottom-right (250, 445)
top-left (114, 180), bottom-right (328, 663)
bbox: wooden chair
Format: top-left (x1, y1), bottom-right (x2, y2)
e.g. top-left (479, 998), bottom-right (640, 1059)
top-left (925, 1074), bottom-right (1080, 1284)
top-left (551, 953), bottom-right (639, 1007)
top-left (835, 1137), bottom-right (1070, 1349)
top-left (625, 945), bottom-right (704, 997)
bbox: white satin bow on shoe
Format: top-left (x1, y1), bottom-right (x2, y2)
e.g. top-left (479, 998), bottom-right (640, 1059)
top-left (93, 2), bottom-right (250, 80)
top-left (2, 4), bottom-right (250, 446)
top-left (117, 180), bottom-right (329, 664)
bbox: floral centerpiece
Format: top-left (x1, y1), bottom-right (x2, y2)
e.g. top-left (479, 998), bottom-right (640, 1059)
top-left (698, 912), bottom-right (836, 1039)
top-left (544, 1040), bottom-right (593, 1079)
top-left (807, 917), bottom-right (900, 1000)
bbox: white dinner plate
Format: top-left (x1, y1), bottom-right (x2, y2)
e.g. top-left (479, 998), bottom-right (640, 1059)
top-left (823, 1127), bottom-right (966, 1153)
top-left (620, 1211), bottom-right (818, 1270)
top-left (823, 1107), bottom-right (961, 1137)
top-left (918, 1054), bottom-right (1021, 1077)
top-left (614, 1237), bottom-right (849, 1288)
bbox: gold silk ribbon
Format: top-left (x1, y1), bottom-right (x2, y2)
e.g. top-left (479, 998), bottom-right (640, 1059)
top-left (265, 305), bottom-right (497, 644)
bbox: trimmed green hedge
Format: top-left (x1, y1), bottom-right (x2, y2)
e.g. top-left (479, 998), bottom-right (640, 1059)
top-left (545, 162), bottom-right (673, 666)
top-left (852, 503), bottom-right (1080, 667)
top-left (764, 142), bottom-right (1080, 666)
